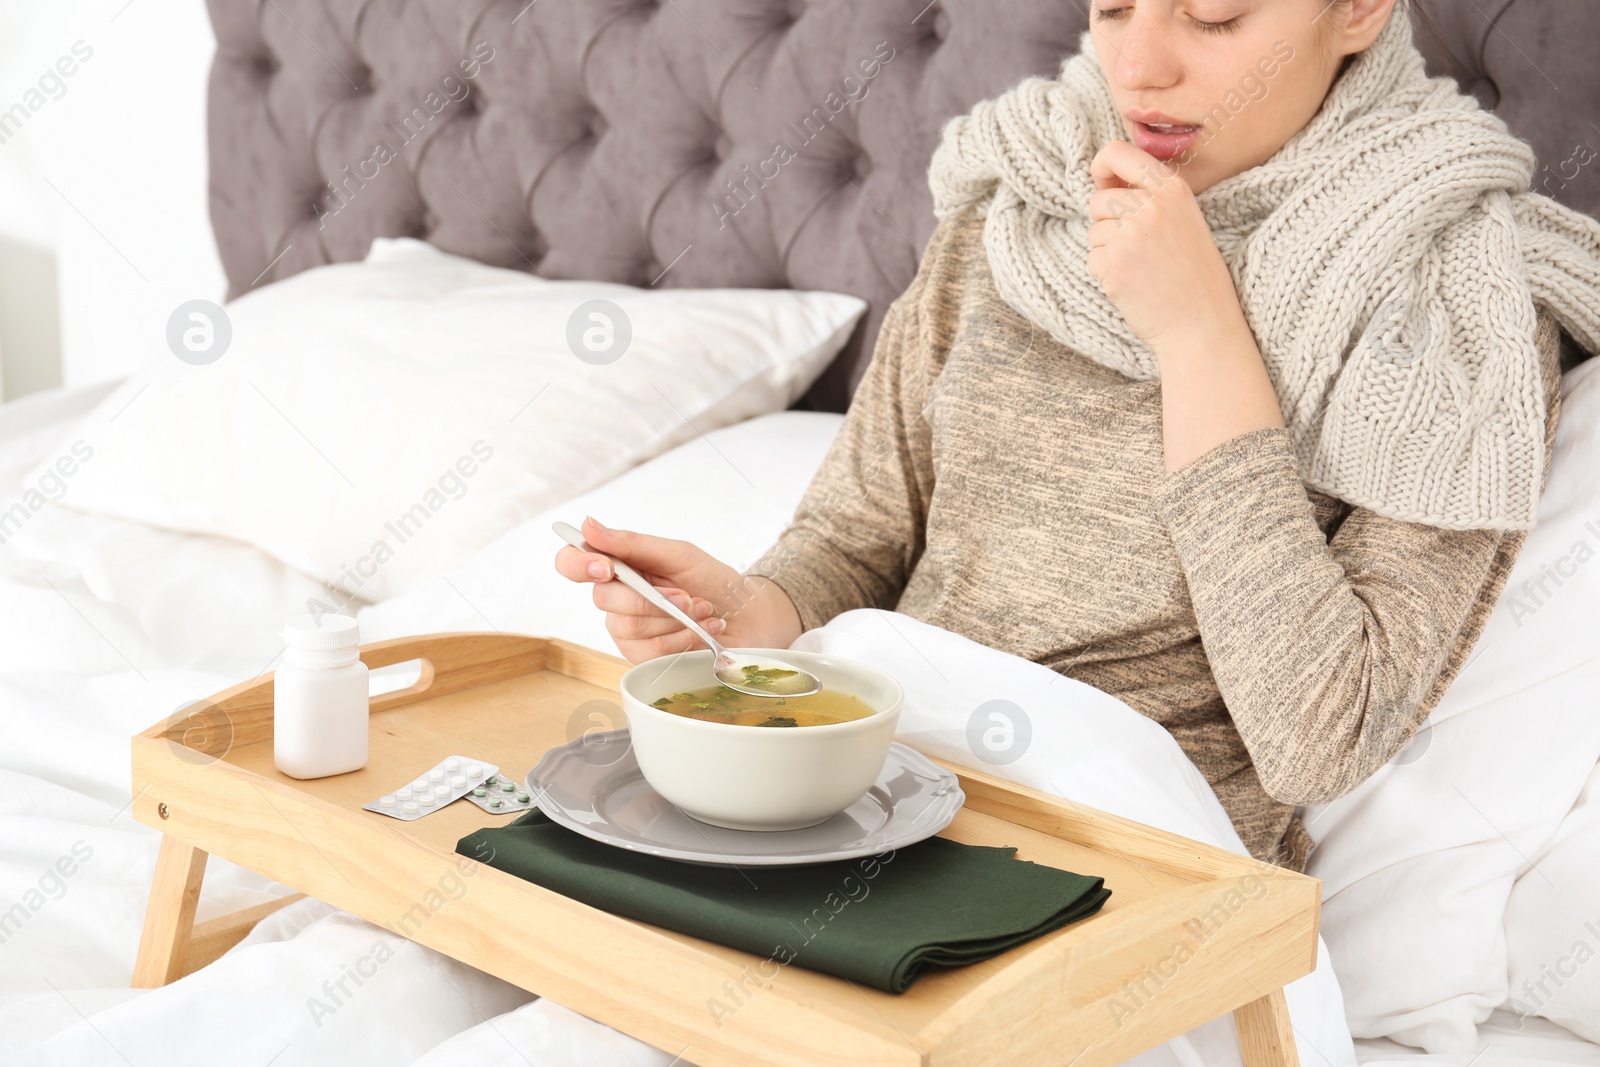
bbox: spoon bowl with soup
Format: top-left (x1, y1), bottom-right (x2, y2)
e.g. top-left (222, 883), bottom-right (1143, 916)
top-left (619, 647), bottom-right (904, 831)
top-left (553, 521), bottom-right (822, 697)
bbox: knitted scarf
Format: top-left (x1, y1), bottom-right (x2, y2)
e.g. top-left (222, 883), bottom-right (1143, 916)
top-left (927, 0), bottom-right (1600, 531)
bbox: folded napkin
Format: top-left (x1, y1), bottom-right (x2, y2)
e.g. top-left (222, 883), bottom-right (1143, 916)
top-left (456, 810), bottom-right (1111, 993)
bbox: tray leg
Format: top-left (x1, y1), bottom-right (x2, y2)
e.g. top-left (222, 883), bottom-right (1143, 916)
top-left (1234, 987), bottom-right (1299, 1067)
top-left (131, 836), bottom-right (309, 987)
top-left (184, 892), bottom-right (307, 974)
top-left (132, 836), bottom-right (208, 987)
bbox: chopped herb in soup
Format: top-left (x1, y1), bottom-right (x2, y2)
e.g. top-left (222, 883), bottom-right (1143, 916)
top-left (649, 684), bottom-right (872, 727)
top-left (714, 663), bottom-right (815, 695)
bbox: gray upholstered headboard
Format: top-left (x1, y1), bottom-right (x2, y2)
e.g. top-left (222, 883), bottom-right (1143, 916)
top-left (207, 0), bottom-right (1600, 414)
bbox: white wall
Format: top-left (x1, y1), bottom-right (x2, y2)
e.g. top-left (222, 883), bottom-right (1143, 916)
top-left (0, 0), bottom-right (223, 400)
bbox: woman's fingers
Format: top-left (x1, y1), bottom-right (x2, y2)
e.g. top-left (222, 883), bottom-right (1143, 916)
top-left (607, 611), bottom-right (673, 643)
top-left (597, 582), bottom-right (725, 635)
top-left (1090, 138), bottom-right (1176, 192)
top-left (1086, 217), bottom-right (1118, 248)
top-left (1088, 186), bottom-right (1150, 227)
top-left (593, 580), bottom-right (709, 617)
top-left (554, 517), bottom-right (699, 585)
top-left (607, 598), bottom-right (719, 641)
top-left (612, 619), bottom-right (713, 664)
top-left (652, 626), bottom-right (711, 658)
top-left (553, 518), bottom-right (735, 662)
top-left (554, 544), bottom-right (614, 582)
top-left (578, 516), bottom-right (698, 577)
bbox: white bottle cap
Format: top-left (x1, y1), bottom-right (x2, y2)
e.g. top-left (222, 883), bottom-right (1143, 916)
top-left (280, 613), bottom-right (360, 668)
top-left (280, 613), bottom-right (359, 649)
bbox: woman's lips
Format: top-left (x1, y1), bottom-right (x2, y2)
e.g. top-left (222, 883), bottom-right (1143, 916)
top-left (1129, 120), bottom-right (1203, 161)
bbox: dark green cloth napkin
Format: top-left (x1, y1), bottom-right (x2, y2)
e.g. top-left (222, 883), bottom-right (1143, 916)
top-left (456, 810), bottom-right (1111, 993)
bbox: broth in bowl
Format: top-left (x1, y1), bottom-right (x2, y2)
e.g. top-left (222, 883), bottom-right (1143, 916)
top-left (650, 684), bottom-right (873, 728)
top-left (620, 646), bottom-right (904, 830)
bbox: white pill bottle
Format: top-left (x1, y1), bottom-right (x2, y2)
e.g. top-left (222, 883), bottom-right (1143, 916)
top-left (274, 613), bottom-right (370, 779)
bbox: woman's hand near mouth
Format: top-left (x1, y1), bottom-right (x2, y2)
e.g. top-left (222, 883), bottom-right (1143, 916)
top-left (1086, 139), bottom-right (1242, 350)
top-left (1086, 139), bottom-right (1286, 471)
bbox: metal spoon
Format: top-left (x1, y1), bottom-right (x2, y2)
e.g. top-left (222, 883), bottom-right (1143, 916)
top-left (552, 521), bottom-right (821, 698)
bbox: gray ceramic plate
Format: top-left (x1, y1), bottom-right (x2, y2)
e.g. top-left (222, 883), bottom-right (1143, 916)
top-left (525, 729), bottom-right (965, 866)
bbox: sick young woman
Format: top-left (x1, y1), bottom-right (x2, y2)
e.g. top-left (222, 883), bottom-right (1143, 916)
top-left (556, 0), bottom-right (1600, 871)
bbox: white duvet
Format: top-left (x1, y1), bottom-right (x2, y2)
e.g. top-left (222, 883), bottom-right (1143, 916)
top-left (0, 383), bottom-right (1577, 1067)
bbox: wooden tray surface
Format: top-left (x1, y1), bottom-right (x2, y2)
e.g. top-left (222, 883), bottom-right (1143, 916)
top-left (132, 632), bottom-right (1318, 1067)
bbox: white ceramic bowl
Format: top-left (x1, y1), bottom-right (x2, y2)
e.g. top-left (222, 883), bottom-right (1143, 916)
top-left (619, 648), bottom-right (904, 831)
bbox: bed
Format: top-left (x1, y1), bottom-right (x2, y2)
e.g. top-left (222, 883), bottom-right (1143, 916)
top-left (2, 0), bottom-right (1598, 1064)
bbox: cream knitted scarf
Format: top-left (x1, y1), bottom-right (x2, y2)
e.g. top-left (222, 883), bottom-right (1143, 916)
top-left (927, 0), bottom-right (1600, 531)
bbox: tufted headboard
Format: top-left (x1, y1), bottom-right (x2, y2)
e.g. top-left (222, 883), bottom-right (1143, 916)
top-left (207, 0), bottom-right (1600, 413)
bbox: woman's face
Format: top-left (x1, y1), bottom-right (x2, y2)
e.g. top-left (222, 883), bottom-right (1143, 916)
top-left (1091, 0), bottom-right (1395, 193)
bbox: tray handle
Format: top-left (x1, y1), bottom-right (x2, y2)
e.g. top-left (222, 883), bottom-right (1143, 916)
top-left (358, 632), bottom-right (548, 711)
top-left (141, 632), bottom-right (557, 753)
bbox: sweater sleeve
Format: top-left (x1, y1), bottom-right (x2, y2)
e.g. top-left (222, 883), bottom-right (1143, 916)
top-left (1149, 312), bottom-right (1565, 806)
top-left (741, 223), bottom-right (952, 634)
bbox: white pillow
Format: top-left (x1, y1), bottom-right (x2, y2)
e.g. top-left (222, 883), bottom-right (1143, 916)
top-left (1301, 357), bottom-right (1600, 1054)
top-left (355, 408), bottom-right (848, 653)
top-left (1503, 757), bottom-right (1600, 1043)
top-left (30, 239), bottom-right (864, 602)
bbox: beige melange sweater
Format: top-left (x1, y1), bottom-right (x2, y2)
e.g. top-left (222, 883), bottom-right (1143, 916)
top-left (745, 207), bottom-right (1564, 872)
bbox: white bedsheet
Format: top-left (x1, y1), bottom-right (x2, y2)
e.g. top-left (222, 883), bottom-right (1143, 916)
top-left (1, 381), bottom-right (1596, 1067)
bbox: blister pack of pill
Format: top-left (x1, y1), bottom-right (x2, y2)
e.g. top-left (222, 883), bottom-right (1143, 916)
top-left (463, 771), bottom-right (536, 815)
top-left (362, 755), bottom-right (497, 821)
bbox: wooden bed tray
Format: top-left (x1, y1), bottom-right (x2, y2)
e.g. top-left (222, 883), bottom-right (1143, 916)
top-left (130, 632), bottom-right (1319, 1066)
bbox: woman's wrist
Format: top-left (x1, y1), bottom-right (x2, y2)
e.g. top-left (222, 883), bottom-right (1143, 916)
top-left (723, 572), bottom-right (804, 649)
top-left (1152, 313), bottom-right (1285, 472)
